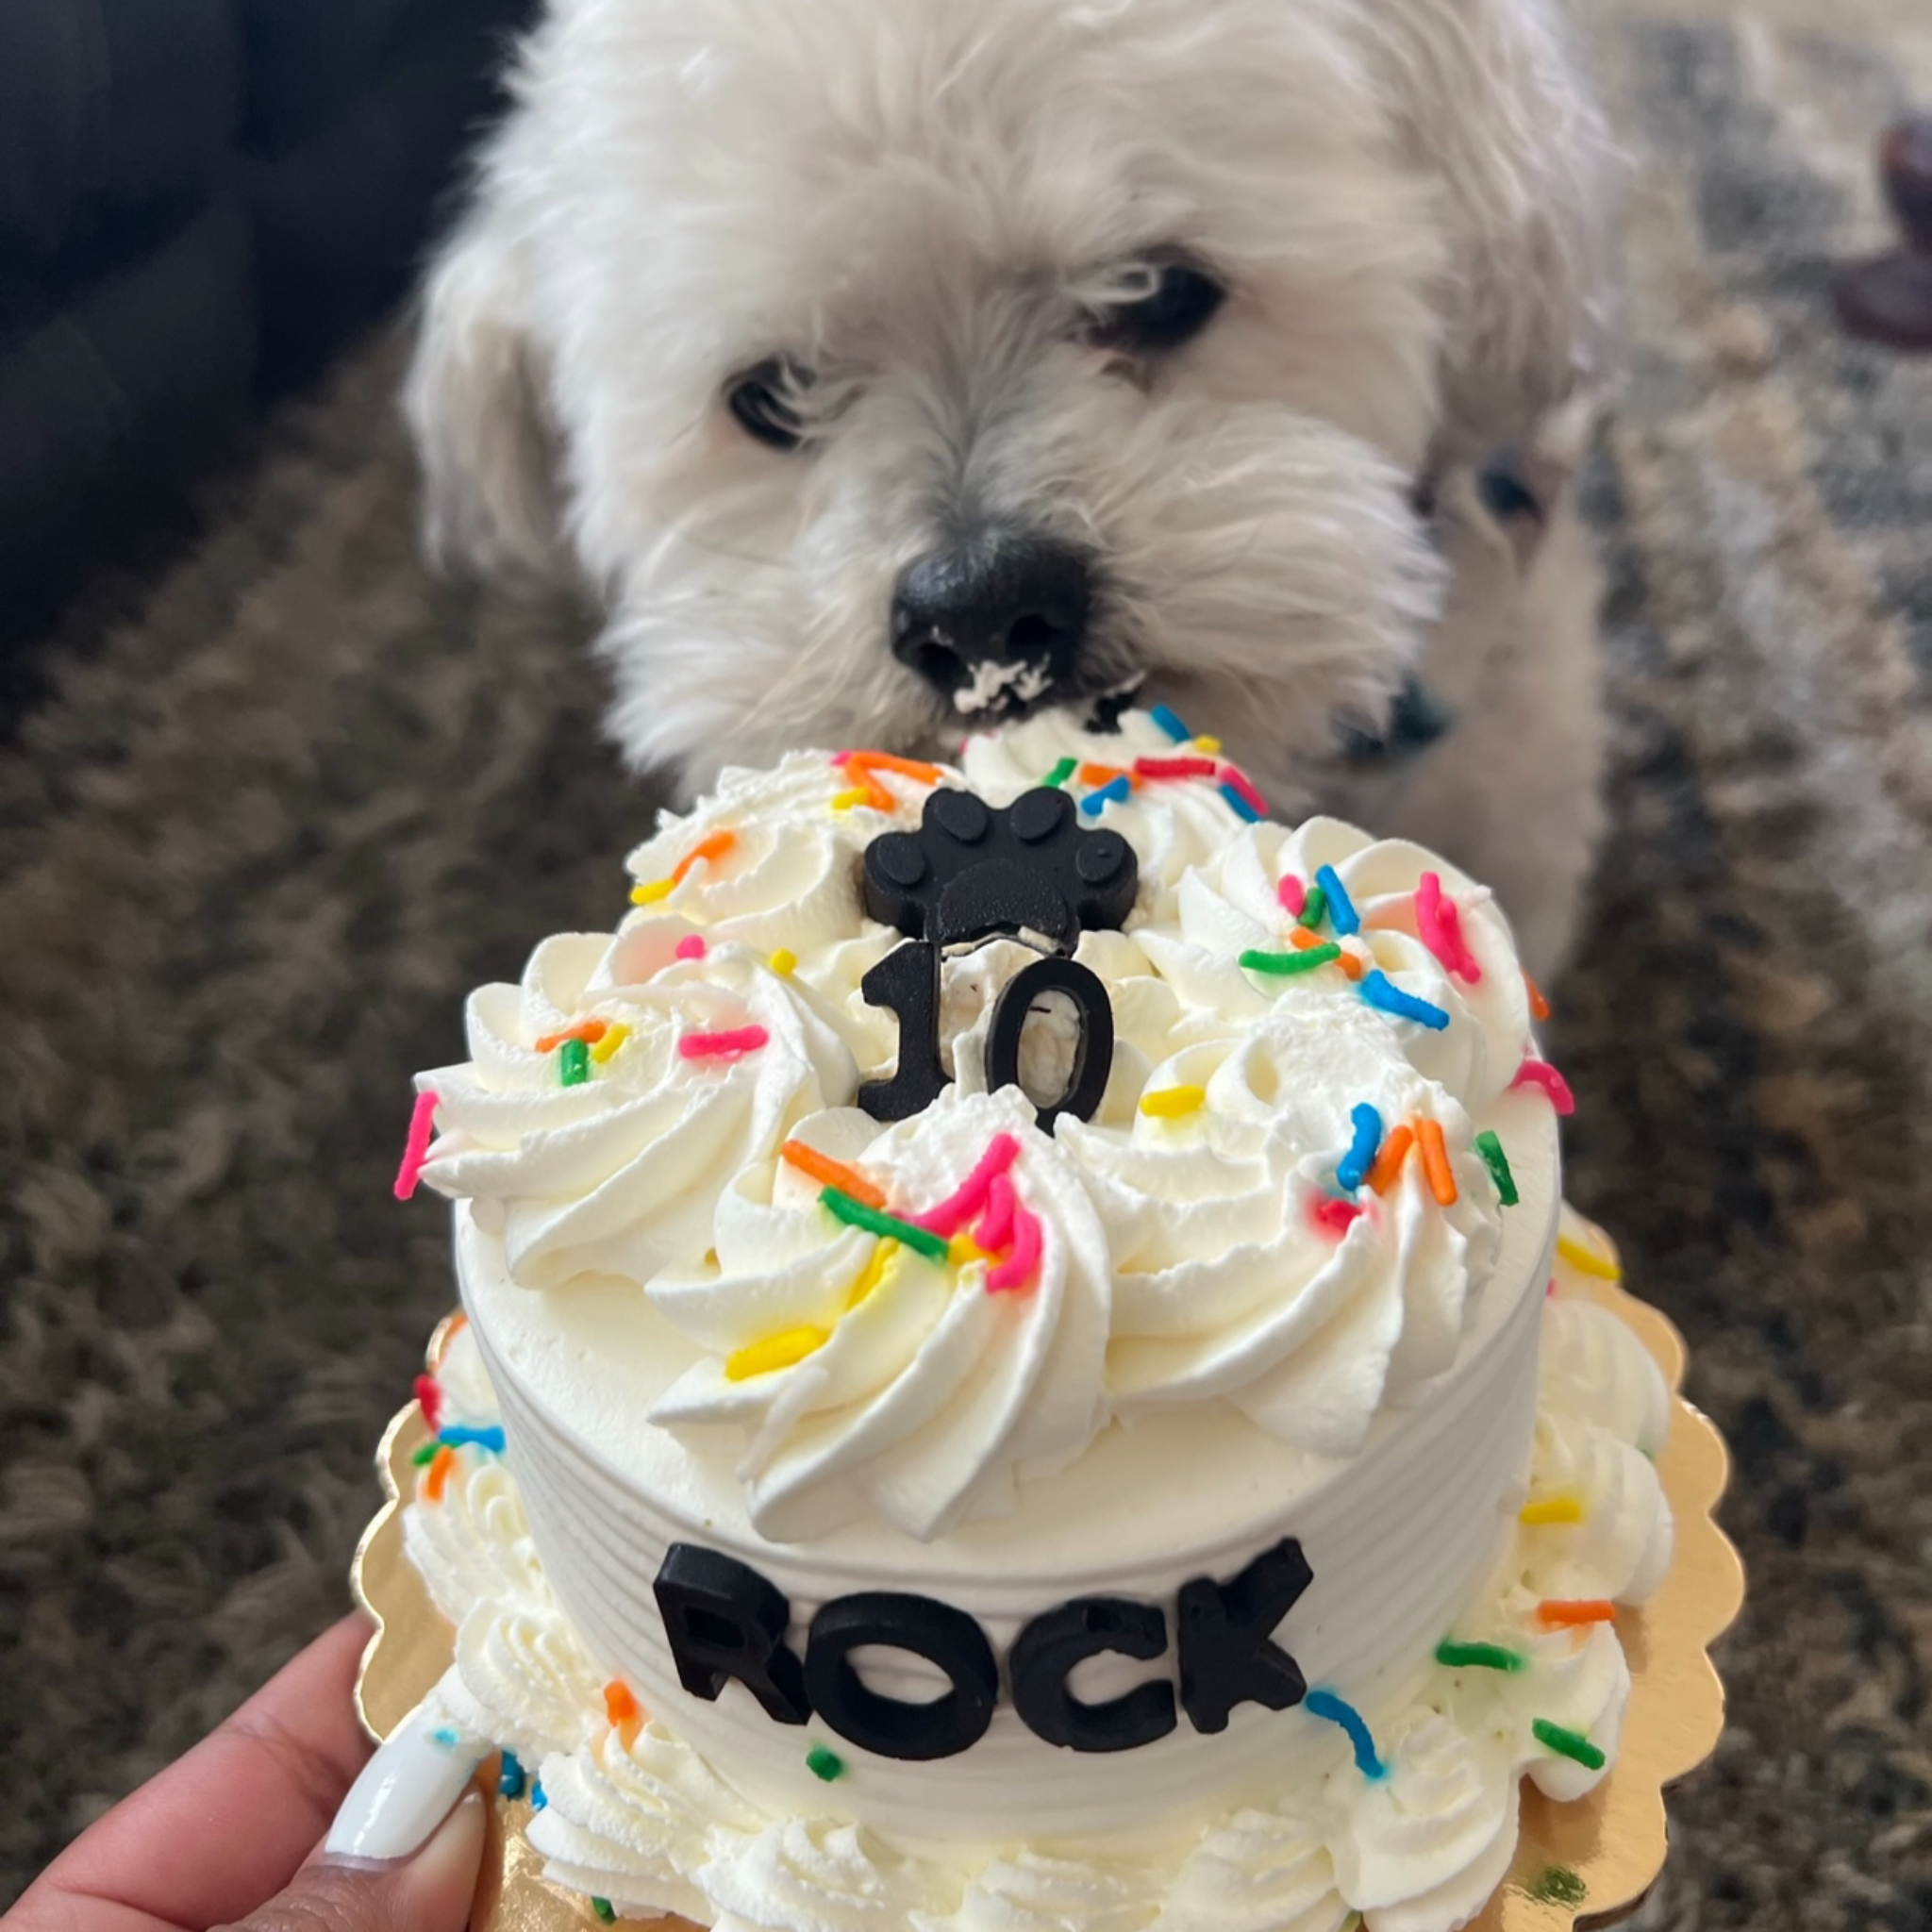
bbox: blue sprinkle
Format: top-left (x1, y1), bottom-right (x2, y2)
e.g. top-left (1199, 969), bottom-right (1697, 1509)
top-left (1313, 864), bottom-right (1359, 937)
top-left (499, 1749), bottom-right (526, 1800)
top-left (531, 1778), bottom-right (548, 1811)
top-left (1148, 704), bottom-right (1192, 743)
top-left (439, 1424), bottom-right (507, 1453)
top-left (1080, 774), bottom-right (1132, 816)
top-left (1335, 1103), bottom-right (1383, 1192)
top-left (1217, 779), bottom-right (1261, 824)
top-left (1306, 1689), bottom-right (1387, 1780)
top-left (430, 1725), bottom-right (460, 1750)
top-left (1359, 970), bottom-right (1450, 1031)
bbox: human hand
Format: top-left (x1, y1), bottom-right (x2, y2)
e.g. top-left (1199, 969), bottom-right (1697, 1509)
top-left (8, 1613), bottom-right (487, 1932)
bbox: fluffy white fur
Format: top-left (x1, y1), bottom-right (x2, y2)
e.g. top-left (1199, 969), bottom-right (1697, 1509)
top-left (408, 0), bottom-right (1614, 972)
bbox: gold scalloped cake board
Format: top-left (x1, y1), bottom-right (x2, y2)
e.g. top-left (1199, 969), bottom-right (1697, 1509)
top-left (352, 1228), bottom-right (1743, 1932)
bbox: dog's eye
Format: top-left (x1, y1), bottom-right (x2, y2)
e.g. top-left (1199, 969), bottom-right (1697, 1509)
top-left (1090, 262), bottom-right (1225, 354)
top-left (726, 360), bottom-right (808, 451)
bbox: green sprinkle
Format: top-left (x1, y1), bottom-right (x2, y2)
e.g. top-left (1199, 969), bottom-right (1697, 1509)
top-left (1298, 884), bottom-right (1328, 931)
top-left (1042, 757), bottom-right (1078, 789)
top-left (1435, 1639), bottom-right (1527, 1673)
top-left (559, 1037), bottom-right (591, 1087)
top-left (806, 1743), bottom-right (846, 1782)
top-left (1530, 1867), bottom-right (1588, 1907)
top-left (820, 1187), bottom-right (951, 1264)
top-left (1474, 1130), bottom-right (1518, 1206)
top-left (1241, 944), bottom-right (1341, 975)
top-left (410, 1441), bottom-right (438, 1467)
top-left (1532, 1718), bottom-right (1606, 1771)
top-left (591, 1899), bottom-right (616, 1924)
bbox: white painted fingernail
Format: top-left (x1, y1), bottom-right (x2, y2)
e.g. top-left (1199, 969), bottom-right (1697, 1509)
top-left (324, 1703), bottom-right (485, 1863)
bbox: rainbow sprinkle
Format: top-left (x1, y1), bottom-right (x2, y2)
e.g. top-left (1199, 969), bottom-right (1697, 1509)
top-left (1277, 874), bottom-right (1307, 917)
top-left (1141, 1084), bottom-right (1206, 1119)
top-left (1524, 971), bottom-right (1553, 1023)
top-left (1368, 1124), bottom-right (1414, 1194)
top-left (782, 1140), bottom-right (886, 1209)
top-left (1416, 1117), bottom-right (1457, 1207)
top-left (768, 948), bottom-right (797, 976)
top-left (1539, 1600), bottom-right (1617, 1627)
top-left (498, 1751), bottom-right (525, 1800)
top-left (675, 935), bottom-right (708, 960)
top-left (1531, 1868), bottom-right (1588, 1908)
top-left (1217, 779), bottom-right (1261, 824)
top-left (1135, 755), bottom-right (1218, 779)
top-left (1435, 1640), bottom-right (1527, 1673)
top-left (424, 1444), bottom-right (458, 1502)
top-left (1359, 971), bottom-right (1450, 1030)
top-left (1149, 704), bottom-right (1192, 742)
top-left (1556, 1231), bottom-right (1622, 1281)
top-left (392, 1090), bottom-right (441, 1201)
top-left (1241, 943), bottom-right (1340, 975)
top-left (1305, 1690), bottom-right (1386, 1780)
top-left (1298, 885), bottom-right (1328, 932)
top-left (605, 1680), bottom-right (645, 1746)
top-left (1311, 1197), bottom-right (1363, 1238)
top-left (633, 829), bottom-right (736, 905)
top-left (413, 1372), bottom-right (442, 1430)
top-left (1081, 774), bottom-right (1132, 816)
top-left (590, 1024), bottom-right (630, 1063)
top-left (986, 1195), bottom-right (1043, 1293)
top-left (1043, 757), bottom-right (1078, 789)
top-left (1314, 864), bottom-right (1359, 936)
top-left (1474, 1130), bottom-right (1518, 1205)
top-left (559, 1037), bottom-right (591, 1086)
top-left (917, 1134), bottom-right (1020, 1236)
top-left (806, 1744), bottom-right (846, 1782)
top-left (535, 1019), bottom-right (608, 1053)
top-left (1415, 871), bottom-right (1482, 983)
top-left (725, 1324), bottom-right (829, 1381)
top-left (591, 1899), bottom-right (616, 1924)
top-left (1532, 1719), bottom-right (1606, 1772)
top-left (531, 1780), bottom-right (547, 1811)
top-left (822, 1187), bottom-right (952, 1263)
top-left (1218, 765), bottom-right (1270, 820)
top-left (1519, 1491), bottom-right (1586, 1526)
top-left (1511, 1058), bottom-right (1575, 1114)
top-left (678, 1025), bottom-right (769, 1060)
top-left (439, 1424), bottom-right (506, 1453)
top-left (1336, 1104), bottom-right (1383, 1191)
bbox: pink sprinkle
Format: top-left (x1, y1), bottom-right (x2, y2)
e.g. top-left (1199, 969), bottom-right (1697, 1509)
top-left (1218, 763), bottom-right (1270, 819)
top-left (679, 1025), bottom-right (769, 1060)
top-left (1414, 872), bottom-right (1483, 983)
top-left (976, 1172), bottom-right (1017, 1255)
top-left (392, 1090), bottom-right (441, 1201)
top-left (1276, 874), bottom-right (1307, 917)
top-left (675, 935), bottom-right (708, 960)
top-left (1511, 1058), bottom-right (1575, 1115)
top-left (917, 1132), bottom-right (1021, 1236)
top-left (1311, 1196), bottom-right (1364, 1238)
top-left (1546, 1277), bottom-right (1559, 1299)
top-left (413, 1373), bottom-right (442, 1431)
top-left (987, 1198), bottom-right (1042, 1292)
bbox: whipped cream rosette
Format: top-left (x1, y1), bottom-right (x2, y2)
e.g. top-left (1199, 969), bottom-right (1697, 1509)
top-left (364, 705), bottom-right (1724, 1932)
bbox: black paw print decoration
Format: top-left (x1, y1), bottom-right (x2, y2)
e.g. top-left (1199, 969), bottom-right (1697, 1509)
top-left (858, 787), bottom-right (1139, 1127)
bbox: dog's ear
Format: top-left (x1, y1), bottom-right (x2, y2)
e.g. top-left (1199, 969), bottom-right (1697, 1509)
top-left (404, 213), bottom-right (563, 585)
top-left (1368, 0), bottom-right (1618, 460)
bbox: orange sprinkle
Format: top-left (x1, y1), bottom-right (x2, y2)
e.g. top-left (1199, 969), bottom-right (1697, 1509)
top-left (424, 1444), bottom-right (458, 1503)
top-left (781, 1139), bottom-right (887, 1209)
top-left (1539, 1599), bottom-right (1617, 1627)
top-left (605, 1680), bottom-right (645, 1746)
top-left (1076, 762), bottom-right (1140, 789)
top-left (446, 1313), bottom-right (468, 1339)
top-left (1524, 970), bottom-right (1552, 1023)
top-left (841, 751), bottom-right (944, 784)
top-left (534, 1019), bottom-right (608, 1054)
top-left (1416, 1117), bottom-right (1457, 1207)
top-left (1368, 1124), bottom-right (1414, 1194)
top-left (672, 829), bottom-right (736, 885)
top-left (1291, 927), bottom-right (1364, 980)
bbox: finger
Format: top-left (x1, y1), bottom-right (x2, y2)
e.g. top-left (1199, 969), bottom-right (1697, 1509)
top-left (220, 1787), bottom-right (486, 1932)
top-left (13, 1613), bottom-right (375, 1932)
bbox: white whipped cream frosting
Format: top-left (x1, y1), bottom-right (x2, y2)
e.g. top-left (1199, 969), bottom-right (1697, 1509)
top-left (404, 1269), bottom-right (1673, 1932)
top-left (413, 710), bottom-right (1541, 1542)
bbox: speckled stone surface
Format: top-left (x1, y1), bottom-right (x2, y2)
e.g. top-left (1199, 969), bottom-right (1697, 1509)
top-left (3, 9), bottom-right (1930, 1921)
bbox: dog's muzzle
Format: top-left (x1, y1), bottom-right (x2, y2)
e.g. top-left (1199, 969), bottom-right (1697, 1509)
top-left (891, 526), bottom-right (1092, 718)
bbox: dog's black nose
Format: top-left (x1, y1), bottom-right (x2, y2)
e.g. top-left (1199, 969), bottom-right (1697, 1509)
top-left (891, 529), bottom-right (1091, 712)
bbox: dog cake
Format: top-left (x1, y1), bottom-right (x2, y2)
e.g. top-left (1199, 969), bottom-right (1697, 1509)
top-left (389, 706), bottom-right (1674, 1932)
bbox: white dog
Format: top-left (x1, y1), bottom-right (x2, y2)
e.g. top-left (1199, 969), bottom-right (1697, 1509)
top-left (408, 0), bottom-right (1614, 973)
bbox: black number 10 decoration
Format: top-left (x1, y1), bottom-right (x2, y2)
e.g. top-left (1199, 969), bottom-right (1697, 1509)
top-left (858, 786), bottom-right (1138, 1128)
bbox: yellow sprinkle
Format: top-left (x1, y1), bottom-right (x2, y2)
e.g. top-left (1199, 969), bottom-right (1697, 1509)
top-left (948, 1233), bottom-right (994, 1267)
top-left (1140, 1084), bottom-right (1206, 1119)
top-left (589, 1024), bottom-right (630, 1064)
top-left (830, 787), bottom-right (873, 812)
top-left (725, 1325), bottom-right (829, 1380)
top-left (1193, 735), bottom-right (1222, 754)
top-left (769, 948), bottom-right (798, 976)
top-left (1519, 1491), bottom-right (1586, 1526)
top-left (1557, 1232), bottom-right (1623, 1281)
top-left (846, 1240), bottom-right (897, 1309)
top-left (630, 878), bottom-right (674, 906)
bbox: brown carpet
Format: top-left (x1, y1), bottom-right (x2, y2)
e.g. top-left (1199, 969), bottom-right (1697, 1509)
top-left (3, 10), bottom-right (1930, 1924)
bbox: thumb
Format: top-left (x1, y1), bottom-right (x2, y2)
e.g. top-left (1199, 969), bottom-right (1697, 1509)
top-left (222, 1703), bottom-right (491, 1932)
top-left (223, 1789), bottom-right (488, 1932)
